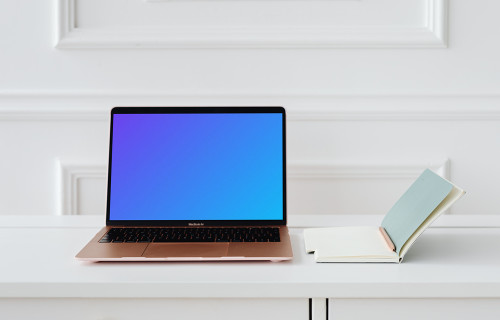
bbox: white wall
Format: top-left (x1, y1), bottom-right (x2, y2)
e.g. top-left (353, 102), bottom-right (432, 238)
top-left (0, 0), bottom-right (499, 216)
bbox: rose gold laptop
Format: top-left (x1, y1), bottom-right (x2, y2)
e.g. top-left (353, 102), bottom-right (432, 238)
top-left (76, 107), bottom-right (292, 262)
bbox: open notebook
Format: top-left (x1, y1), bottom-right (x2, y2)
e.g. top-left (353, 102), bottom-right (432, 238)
top-left (304, 169), bottom-right (465, 263)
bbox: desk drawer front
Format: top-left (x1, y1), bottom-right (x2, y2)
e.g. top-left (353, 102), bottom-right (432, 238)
top-left (330, 298), bottom-right (500, 320)
top-left (0, 298), bottom-right (308, 320)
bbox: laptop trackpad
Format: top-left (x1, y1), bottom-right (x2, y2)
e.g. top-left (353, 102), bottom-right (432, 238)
top-left (143, 243), bottom-right (229, 258)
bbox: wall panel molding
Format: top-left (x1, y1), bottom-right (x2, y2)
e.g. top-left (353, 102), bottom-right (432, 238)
top-left (57, 159), bottom-right (107, 215)
top-left (55, 0), bottom-right (448, 49)
top-left (287, 159), bottom-right (452, 215)
top-left (1, 93), bottom-right (500, 121)
top-left (53, 160), bottom-right (449, 217)
top-left (288, 160), bottom-right (449, 180)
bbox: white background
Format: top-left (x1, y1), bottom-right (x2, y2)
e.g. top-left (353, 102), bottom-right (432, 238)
top-left (0, 0), bottom-right (499, 216)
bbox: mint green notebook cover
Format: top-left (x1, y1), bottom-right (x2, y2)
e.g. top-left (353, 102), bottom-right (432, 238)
top-left (381, 169), bottom-right (452, 255)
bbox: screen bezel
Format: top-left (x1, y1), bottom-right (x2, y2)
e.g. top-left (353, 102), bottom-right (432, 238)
top-left (106, 106), bottom-right (287, 227)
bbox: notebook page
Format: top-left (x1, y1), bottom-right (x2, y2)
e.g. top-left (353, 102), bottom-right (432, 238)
top-left (381, 169), bottom-right (452, 255)
top-left (304, 226), bottom-right (395, 258)
top-left (399, 185), bottom-right (465, 260)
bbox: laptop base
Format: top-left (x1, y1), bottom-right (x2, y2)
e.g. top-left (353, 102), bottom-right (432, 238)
top-left (76, 226), bottom-right (293, 262)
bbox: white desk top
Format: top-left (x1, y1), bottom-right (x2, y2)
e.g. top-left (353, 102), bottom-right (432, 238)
top-left (1, 215), bottom-right (500, 299)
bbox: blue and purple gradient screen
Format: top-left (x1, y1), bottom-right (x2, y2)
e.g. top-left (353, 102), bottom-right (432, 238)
top-left (109, 113), bottom-right (284, 221)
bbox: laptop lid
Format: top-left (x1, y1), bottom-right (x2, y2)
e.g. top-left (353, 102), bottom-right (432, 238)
top-left (106, 107), bottom-right (286, 227)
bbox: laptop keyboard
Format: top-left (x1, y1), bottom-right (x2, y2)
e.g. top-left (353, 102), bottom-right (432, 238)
top-left (99, 227), bottom-right (281, 243)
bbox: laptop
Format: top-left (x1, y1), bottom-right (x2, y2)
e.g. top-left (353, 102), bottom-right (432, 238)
top-left (76, 106), bottom-right (293, 261)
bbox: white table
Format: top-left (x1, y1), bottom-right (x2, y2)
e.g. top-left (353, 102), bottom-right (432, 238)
top-left (1, 215), bottom-right (500, 320)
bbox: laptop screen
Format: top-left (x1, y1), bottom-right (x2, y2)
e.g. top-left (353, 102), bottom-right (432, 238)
top-left (107, 107), bottom-right (286, 225)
